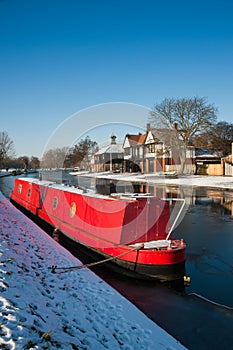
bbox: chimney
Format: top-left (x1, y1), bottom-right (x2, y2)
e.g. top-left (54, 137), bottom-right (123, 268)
top-left (146, 123), bottom-right (151, 132)
top-left (173, 122), bottom-right (178, 130)
top-left (111, 134), bottom-right (116, 144)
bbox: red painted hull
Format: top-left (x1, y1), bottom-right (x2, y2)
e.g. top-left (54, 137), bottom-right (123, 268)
top-left (10, 178), bottom-right (186, 281)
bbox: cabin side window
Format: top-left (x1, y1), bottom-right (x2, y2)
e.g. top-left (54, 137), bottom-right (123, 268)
top-left (18, 184), bottom-right (22, 194)
top-left (27, 188), bottom-right (31, 197)
top-left (70, 202), bottom-right (76, 218)
top-left (53, 197), bottom-right (58, 210)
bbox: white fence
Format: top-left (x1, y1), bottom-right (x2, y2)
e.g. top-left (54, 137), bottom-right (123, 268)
top-left (225, 162), bottom-right (233, 176)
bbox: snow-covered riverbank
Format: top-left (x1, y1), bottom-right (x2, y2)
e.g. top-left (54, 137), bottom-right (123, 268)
top-left (0, 192), bottom-right (186, 350)
top-left (0, 172), bottom-right (11, 177)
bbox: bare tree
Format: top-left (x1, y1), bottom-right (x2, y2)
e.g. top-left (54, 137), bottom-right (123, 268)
top-left (41, 147), bottom-right (69, 169)
top-left (149, 97), bottom-right (218, 173)
top-left (18, 156), bottom-right (29, 170)
top-left (0, 131), bottom-right (15, 164)
top-left (30, 156), bottom-right (40, 169)
top-left (150, 97), bottom-right (217, 145)
top-left (195, 121), bottom-right (233, 156)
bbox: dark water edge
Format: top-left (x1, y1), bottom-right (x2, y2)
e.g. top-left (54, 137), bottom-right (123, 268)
top-left (1, 172), bottom-right (233, 350)
top-left (60, 234), bottom-right (233, 350)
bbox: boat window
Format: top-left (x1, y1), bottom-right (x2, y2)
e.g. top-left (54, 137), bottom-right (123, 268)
top-left (53, 197), bottom-right (58, 210)
top-left (70, 202), bottom-right (76, 218)
top-left (27, 188), bottom-right (31, 197)
top-left (18, 184), bottom-right (22, 194)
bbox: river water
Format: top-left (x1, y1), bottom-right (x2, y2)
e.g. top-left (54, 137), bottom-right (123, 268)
top-left (1, 172), bottom-right (233, 350)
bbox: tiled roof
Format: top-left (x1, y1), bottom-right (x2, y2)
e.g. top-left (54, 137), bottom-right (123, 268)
top-left (125, 133), bottom-right (147, 146)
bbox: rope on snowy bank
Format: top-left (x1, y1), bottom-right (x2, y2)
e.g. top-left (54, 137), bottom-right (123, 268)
top-left (50, 244), bottom-right (144, 274)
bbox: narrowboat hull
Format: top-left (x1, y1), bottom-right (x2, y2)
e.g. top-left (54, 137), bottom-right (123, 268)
top-left (10, 178), bottom-right (186, 281)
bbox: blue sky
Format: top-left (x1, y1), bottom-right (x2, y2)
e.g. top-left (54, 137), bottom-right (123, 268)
top-left (1, 0), bottom-right (233, 157)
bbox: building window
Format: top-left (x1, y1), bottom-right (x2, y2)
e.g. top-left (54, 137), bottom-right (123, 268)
top-left (139, 146), bottom-right (143, 157)
top-left (53, 197), bottom-right (58, 210)
top-left (147, 144), bottom-right (155, 153)
top-left (125, 148), bottom-right (130, 156)
top-left (70, 202), bottom-right (76, 218)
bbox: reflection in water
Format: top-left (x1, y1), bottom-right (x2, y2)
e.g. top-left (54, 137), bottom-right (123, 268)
top-left (188, 252), bottom-right (233, 277)
top-left (193, 188), bottom-right (233, 217)
top-left (137, 183), bottom-right (233, 308)
top-left (177, 202), bottom-right (233, 309)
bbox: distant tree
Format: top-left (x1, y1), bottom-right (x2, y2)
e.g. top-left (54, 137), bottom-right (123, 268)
top-left (30, 156), bottom-right (40, 169)
top-left (41, 147), bottom-right (69, 169)
top-left (192, 131), bottom-right (209, 149)
top-left (149, 97), bottom-right (218, 173)
top-left (209, 121), bottom-right (233, 156)
top-left (0, 131), bottom-right (15, 165)
top-left (18, 156), bottom-right (29, 170)
top-left (1, 157), bottom-right (17, 170)
top-left (65, 136), bottom-right (98, 169)
top-left (41, 138), bottom-right (98, 170)
top-left (195, 121), bottom-right (233, 156)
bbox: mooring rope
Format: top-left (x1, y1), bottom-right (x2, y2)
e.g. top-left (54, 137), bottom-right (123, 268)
top-left (51, 244), bottom-right (144, 274)
top-left (188, 292), bottom-right (233, 311)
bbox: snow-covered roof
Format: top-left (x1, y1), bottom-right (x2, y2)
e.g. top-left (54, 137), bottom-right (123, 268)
top-left (195, 148), bottom-right (221, 158)
top-left (95, 143), bottom-right (124, 155)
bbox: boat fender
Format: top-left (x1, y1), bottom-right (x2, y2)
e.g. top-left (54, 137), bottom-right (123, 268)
top-left (184, 275), bottom-right (191, 286)
top-left (52, 228), bottom-right (60, 242)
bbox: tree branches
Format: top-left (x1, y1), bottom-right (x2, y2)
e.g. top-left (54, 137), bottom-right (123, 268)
top-left (0, 131), bottom-right (15, 164)
top-left (150, 97), bottom-right (218, 147)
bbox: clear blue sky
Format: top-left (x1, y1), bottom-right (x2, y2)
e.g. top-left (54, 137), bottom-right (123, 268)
top-left (1, 0), bottom-right (233, 157)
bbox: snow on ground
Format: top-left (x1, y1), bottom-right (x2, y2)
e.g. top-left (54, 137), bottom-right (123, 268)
top-left (0, 192), bottom-right (186, 350)
top-left (0, 172), bottom-right (11, 177)
top-left (84, 173), bottom-right (233, 190)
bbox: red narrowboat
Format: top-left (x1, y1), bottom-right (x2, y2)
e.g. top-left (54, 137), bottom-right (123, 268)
top-left (10, 177), bottom-right (186, 281)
